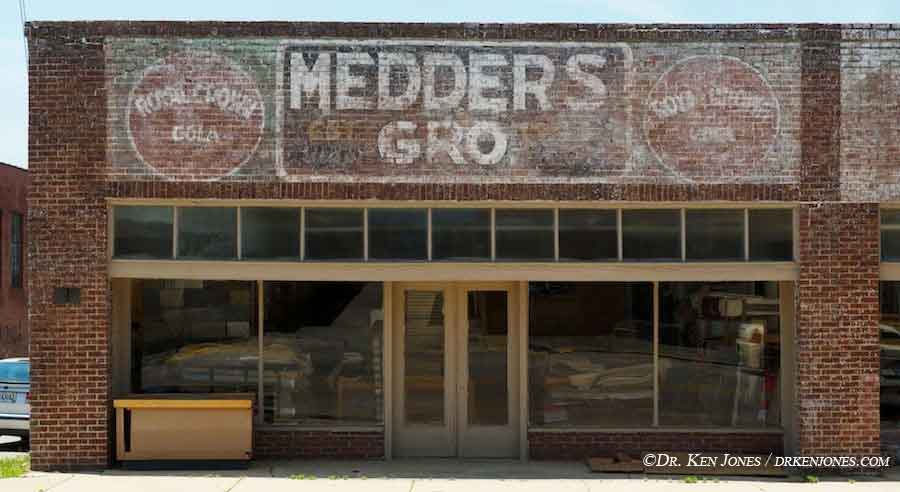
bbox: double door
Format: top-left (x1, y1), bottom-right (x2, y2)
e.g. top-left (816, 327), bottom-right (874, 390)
top-left (392, 283), bottom-right (521, 458)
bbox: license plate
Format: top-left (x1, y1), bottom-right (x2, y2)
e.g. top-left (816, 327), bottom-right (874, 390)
top-left (0, 392), bottom-right (16, 403)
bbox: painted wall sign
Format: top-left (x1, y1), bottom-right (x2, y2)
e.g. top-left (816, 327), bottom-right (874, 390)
top-left (275, 40), bottom-right (633, 179)
top-left (127, 51), bottom-right (265, 179)
top-left (106, 38), bottom-right (801, 184)
top-left (644, 55), bottom-right (780, 179)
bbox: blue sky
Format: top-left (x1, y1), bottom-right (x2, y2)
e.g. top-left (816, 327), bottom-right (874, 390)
top-left (2, 0), bottom-right (900, 169)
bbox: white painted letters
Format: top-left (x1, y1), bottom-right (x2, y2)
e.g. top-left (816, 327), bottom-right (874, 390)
top-left (378, 121), bottom-right (420, 164)
top-left (513, 54), bottom-right (554, 111)
top-left (378, 52), bottom-right (421, 110)
top-left (423, 53), bottom-right (467, 111)
top-left (290, 52), bottom-right (331, 113)
top-left (565, 53), bottom-right (608, 110)
top-left (468, 53), bottom-right (508, 113)
top-left (336, 52), bottom-right (375, 110)
top-left (427, 121), bottom-right (466, 165)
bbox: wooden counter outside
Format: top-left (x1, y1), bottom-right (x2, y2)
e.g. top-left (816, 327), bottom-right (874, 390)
top-left (114, 393), bottom-right (253, 463)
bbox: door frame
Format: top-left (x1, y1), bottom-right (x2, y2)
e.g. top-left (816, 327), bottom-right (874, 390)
top-left (389, 281), bottom-right (525, 459)
top-left (456, 282), bottom-right (521, 458)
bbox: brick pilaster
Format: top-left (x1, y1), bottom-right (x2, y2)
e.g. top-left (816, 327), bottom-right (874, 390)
top-left (796, 203), bottom-right (881, 456)
top-left (27, 30), bottom-right (110, 470)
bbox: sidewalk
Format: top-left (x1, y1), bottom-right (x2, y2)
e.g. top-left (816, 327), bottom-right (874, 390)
top-left (4, 459), bottom-right (900, 492)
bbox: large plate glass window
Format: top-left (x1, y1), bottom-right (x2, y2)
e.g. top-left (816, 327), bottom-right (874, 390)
top-left (241, 207), bottom-right (300, 260)
top-left (263, 282), bottom-right (384, 425)
top-left (883, 210), bottom-right (900, 262)
top-left (130, 280), bottom-right (259, 401)
top-left (368, 209), bottom-right (428, 261)
top-left (495, 209), bottom-right (554, 261)
top-left (558, 209), bottom-right (617, 261)
top-left (113, 206), bottom-right (174, 259)
top-left (749, 209), bottom-right (793, 261)
top-left (528, 282), bottom-right (654, 426)
top-left (879, 282), bottom-right (900, 449)
top-left (622, 210), bottom-right (681, 261)
top-left (658, 282), bottom-right (781, 428)
top-left (304, 208), bottom-right (364, 261)
top-left (431, 209), bottom-right (491, 261)
top-left (686, 209), bottom-right (744, 261)
top-left (177, 207), bottom-right (237, 259)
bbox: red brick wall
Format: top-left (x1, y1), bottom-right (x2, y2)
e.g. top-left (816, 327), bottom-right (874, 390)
top-left (529, 431), bottom-right (783, 460)
top-left (0, 163), bottom-right (28, 359)
top-left (27, 31), bottom-right (110, 470)
top-left (796, 203), bottom-right (881, 456)
top-left (22, 21), bottom-right (894, 470)
top-left (254, 430), bottom-right (384, 459)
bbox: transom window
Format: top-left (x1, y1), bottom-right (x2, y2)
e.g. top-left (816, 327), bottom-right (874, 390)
top-left (112, 205), bottom-right (795, 263)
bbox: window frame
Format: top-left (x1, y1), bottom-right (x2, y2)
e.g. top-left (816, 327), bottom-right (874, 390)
top-left (526, 280), bottom-right (791, 432)
top-left (109, 202), bottom-right (797, 267)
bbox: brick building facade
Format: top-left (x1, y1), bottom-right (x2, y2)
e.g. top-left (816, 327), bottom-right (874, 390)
top-left (0, 162), bottom-right (27, 359)
top-left (23, 22), bottom-right (900, 470)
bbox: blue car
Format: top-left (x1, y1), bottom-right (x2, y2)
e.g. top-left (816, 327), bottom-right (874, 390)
top-left (0, 358), bottom-right (29, 442)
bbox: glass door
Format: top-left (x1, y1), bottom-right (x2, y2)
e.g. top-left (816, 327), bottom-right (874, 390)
top-left (457, 285), bottom-right (520, 458)
top-left (392, 282), bottom-right (519, 458)
top-left (392, 284), bottom-right (457, 457)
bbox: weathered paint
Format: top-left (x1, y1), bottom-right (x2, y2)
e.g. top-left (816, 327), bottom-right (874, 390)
top-left (106, 39), bottom-right (802, 184)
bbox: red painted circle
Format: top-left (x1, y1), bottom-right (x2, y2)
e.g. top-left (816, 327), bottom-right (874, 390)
top-left (644, 55), bottom-right (779, 179)
top-left (128, 51), bottom-right (264, 179)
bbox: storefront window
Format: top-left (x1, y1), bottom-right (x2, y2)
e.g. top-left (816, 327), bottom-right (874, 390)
top-left (495, 209), bottom-right (554, 261)
top-left (368, 209), bottom-right (428, 260)
top-left (177, 207), bottom-right (237, 259)
top-left (558, 209), bottom-right (617, 261)
top-left (263, 281), bottom-right (383, 425)
top-left (622, 210), bottom-right (681, 261)
top-left (304, 208), bottom-right (364, 261)
top-left (686, 209), bottom-right (744, 261)
top-left (658, 282), bottom-right (780, 428)
top-left (113, 206), bottom-right (173, 259)
top-left (432, 209), bottom-right (491, 261)
top-left (130, 280), bottom-right (259, 398)
top-left (749, 209), bottom-right (793, 261)
top-left (241, 207), bottom-right (300, 260)
top-left (529, 282), bottom-right (654, 426)
top-left (879, 282), bottom-right (900, 449)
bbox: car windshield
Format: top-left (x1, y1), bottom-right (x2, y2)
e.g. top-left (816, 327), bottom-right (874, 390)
top-left (0, 362), bottom-right (29, 383)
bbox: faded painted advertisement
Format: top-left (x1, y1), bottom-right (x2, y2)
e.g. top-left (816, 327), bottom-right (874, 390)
top-left (106, 38), bottom-right (801, 184)
top-left (842, 40), bottom-right (900, 201)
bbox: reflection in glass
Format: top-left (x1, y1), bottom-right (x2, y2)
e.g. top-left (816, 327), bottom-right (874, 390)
top-left (369, 209), bottom-right (428, 260)
top-left (883, 211), bottom-right (900, 262)
top-left (658, 282), bottom-right (780, 427)
top-left (528, 282), bottom-right (654, 426)
top-left (495, 209), bottom-right (554, 261)
top-left (749, 209), bottom-right (793, 261)
top-left (432, 209), bottom-right (491, 261)
top-left (114, 206), bottom-right (174, 259)
top-left (263, 282), bottom-right (384, 425)
top-left (686, 209), bottom-right (744, 261)
top-left (879, 282), bottom-right (900, 448)
top-left (622, 210), bottom-right (681, 261)
top-left (130, 280), bottom-right (258, 401)
top-left (405, 290), bottom-right (445, 425)
top-left (241, 207), bottom-right (300, 260)
top-left (467, 291), bottom-right (508, 426)
top-left (558, 209), bottom-right (617, 261)
top-left (304, 208), bottom-right (364, 260)
top-left (177, 207), bottom-right (237, 259)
